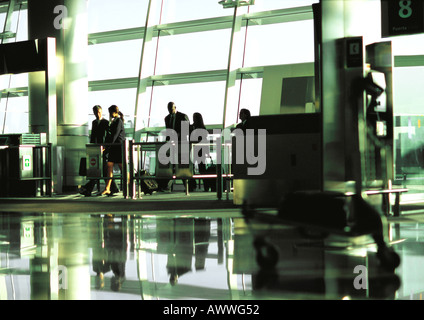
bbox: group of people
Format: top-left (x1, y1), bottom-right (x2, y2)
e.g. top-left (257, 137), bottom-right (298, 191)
top-left (79, 105), bottom-right (126, 197)
top-left (79, 101), bottom-right (251, 196)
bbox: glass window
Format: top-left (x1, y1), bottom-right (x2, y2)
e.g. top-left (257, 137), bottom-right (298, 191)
top-left (244, 20), bottom-right (315, 68)
top-left (393, 66), bottom-right (424, 198)
top-left (249, 0), bottom-right (319, 13)
top-left (238, 77), bottom-right (262, 118)
top-left (148, 81), bottom-right (226, 128)
top-left (155, 29), bottom-right (231, 74)
top-left (88, 0), bottom-right (149, 33)
top-left (391, 34), bottom-right (424, 56)
top-left (0, 96), bottom-right (28, 134)
top-left (394, 67), bottom-right (424, 115)
top-left (14, 9), bottom-right (28, 42)
top-left (87, 39), bottom-right (143, 81)
top-left (161, 0), bottom-right (229, 24)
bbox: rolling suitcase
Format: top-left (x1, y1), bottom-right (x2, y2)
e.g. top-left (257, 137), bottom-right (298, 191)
top-left (138, 170), bottom-right (158, 195)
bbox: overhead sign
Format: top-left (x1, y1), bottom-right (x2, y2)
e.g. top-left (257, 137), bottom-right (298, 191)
top-left (381, 0), bottom-right (424, 37)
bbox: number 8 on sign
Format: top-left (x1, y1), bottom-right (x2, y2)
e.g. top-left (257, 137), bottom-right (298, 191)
top-left (399, 0), bottom-right (412, 19)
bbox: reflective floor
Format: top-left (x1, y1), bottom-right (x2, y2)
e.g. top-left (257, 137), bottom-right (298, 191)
top-left (0, 209), bottom-right (422, 300)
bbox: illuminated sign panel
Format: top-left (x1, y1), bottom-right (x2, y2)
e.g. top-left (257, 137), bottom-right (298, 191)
top-left (382, 0), bottom-right (424, 37)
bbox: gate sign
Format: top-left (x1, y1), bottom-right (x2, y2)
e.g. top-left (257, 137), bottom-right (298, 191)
top-left (90, 156), bottom-right (97, 167)
top-left (22, 155), bottom-right (31, 171)
top-left (381, 0), bottom-right (424, 37)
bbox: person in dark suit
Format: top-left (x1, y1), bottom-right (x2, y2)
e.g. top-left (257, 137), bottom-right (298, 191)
top-left (189, 112), bottom-right (208, 191)
top-left (235, 108), bottom-right (251, 132)
top-left (164, 101), bottom-right (190, 140)
top-left (160, 102), bottom-right (190, 192)
top-left (101, 105), bottom-right (126, 196)
top-left (79, 105), bottom-right (119, 196)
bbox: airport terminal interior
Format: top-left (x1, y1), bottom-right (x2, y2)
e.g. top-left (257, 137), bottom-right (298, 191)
top-left (1, 0), bottom-right (424, 300)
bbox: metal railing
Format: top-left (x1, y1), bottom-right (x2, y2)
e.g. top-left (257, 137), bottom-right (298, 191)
top-left (84, 139), bottom-right (233, 200)
top-left (127, 140), bottom-right (233, 200)
top-left (1, 143), bottom-right (53, 197)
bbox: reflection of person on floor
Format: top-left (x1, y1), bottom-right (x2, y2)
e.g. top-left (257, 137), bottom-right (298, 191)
top-left (194, 219), bottom-right (211, 270)
top-left (166, 218), bottom-right (211, 285)
top-left (92, 214), bottom-right (127, 291)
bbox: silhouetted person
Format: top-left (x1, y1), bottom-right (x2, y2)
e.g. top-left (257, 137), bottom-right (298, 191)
top-left (80, 105), bottom-right (118, 196)
top-left (159, 102), bottom-right (190, 192)
top-left (102, 105), bottom-right (126, 196)
top-left (164, 101), bottom-right (190, 141)
top-left (236, 108), bottom-right (251, 132)
top-left (190, 112), bottom-right (208, 191)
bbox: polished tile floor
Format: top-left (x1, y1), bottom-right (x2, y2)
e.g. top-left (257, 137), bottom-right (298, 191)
top-left (0, 201), bottom-right (423, 300)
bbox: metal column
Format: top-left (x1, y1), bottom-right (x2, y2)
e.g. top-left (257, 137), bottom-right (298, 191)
top-left (28, 0), bottom-right (88, 191)
top-left (133, 0), bottom-right (162, 139)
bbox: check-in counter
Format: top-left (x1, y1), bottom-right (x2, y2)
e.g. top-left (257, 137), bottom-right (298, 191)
top-left (232, 113), bottom-right (322, 207)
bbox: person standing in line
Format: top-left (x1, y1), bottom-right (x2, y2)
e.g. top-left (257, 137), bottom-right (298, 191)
top-left (79, 105), bottom-right (119, 196)
top-left (190, 112), bottom-right (208, 191)
top-left (236, 108), bottom-right (251, 132)
top-left (101, 105), bottom-right (126, 196)
top-left (161, 101), bottom-right (190, 192)
top-left (164, 101), bottom-right (190, 140)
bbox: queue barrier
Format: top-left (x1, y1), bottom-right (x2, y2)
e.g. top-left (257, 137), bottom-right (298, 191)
top-left (128, 140), bottom-right (233, 200)
top-left (84, 139), bottom-right (233, 200)
top-left (85, 141), bottom-right (130, 198)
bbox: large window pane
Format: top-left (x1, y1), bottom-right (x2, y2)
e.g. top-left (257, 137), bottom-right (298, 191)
top-left (14, 9), bottom-right (28, 42)
top-left (161, 0), bottom-right (229, 24)
top-left (238, 77), bottom-right (262, 119)
top-left (87, 40), bottom-right (143, 80)
top-left (393, 66), bottom-right (424, 199)
top-left (391, 34), bottom-right (424, 56)
top-left (155, 29), bottom-right (231, 74)
top-left (250, 0), bottom-right (319, 13)
top-left (0, 96), bottom-right (28, 134)
top-left (88, 0), bottom-right (149, 33)
top-left (148, 81), bottom-right (226, 128)
top-left (244, 20), bottom-right (315, 67)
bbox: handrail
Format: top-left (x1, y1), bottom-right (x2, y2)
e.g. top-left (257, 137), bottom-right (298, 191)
top-left (128, 140), bottom-right (233, 199)
top-left (84, 139), bottom-right (233, 200)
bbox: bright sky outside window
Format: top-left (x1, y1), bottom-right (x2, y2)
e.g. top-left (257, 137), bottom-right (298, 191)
top-left (161, 0), bottom-right (230, 24)
top-left (249, 0), bottom-right (319, 12)
top-left (87, 0), bottom-right (149, 33)
top-left (244, 20), bottom-right (315, 67)
top-left (155, 29), bottom-right (231, 74)
top-left (87, 39), bottom-right (143, 80)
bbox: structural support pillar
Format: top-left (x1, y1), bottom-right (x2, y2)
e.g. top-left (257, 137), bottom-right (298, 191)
top-left (133, 0), bottom-right (162, 140)
top-left (28, 0), bottom-right (88, 191)
top-left (222, 4), bottom-right (248, 128)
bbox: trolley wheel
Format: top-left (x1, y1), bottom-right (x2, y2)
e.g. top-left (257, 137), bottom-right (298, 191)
top-left (253, 236), bottom-right (279, 269)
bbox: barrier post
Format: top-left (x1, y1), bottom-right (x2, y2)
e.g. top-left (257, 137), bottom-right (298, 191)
top-left (129, 140), bottom-right (135, 199)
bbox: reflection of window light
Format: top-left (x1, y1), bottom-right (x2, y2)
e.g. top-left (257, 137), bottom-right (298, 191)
top-left (376, 120), bottom-right (386, 137)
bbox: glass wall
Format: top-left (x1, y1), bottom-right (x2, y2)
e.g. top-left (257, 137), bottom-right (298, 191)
top-left (0, 0), bottom-right (319, 136)
top-left (0, 0), bottom-right (422, 201)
